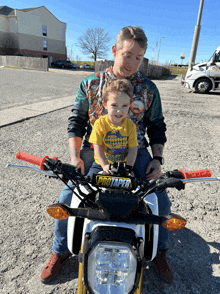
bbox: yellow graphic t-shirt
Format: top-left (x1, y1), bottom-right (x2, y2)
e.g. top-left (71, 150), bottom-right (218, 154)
top-left (89, 115), bottom-right (138, 164)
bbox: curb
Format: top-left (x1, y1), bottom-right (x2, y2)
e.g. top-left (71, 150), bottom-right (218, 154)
top-left (0, 95), bottom-right (75, 128)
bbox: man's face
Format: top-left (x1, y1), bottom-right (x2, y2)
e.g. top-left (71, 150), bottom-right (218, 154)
top-left (112, 39), bottom-right (145, 78)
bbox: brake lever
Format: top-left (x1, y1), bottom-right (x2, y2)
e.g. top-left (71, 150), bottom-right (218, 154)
top-left (139, 177), bottom-right (185, 201)
top-left (164, 170), bottom-right (185, 179)
top-left (155, 178), bottom-right (185, 191)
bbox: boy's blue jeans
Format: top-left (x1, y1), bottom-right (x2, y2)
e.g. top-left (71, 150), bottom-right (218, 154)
top-left (52, 147), bottom-right (171, 255)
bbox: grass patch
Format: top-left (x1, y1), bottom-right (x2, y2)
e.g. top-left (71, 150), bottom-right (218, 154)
top-left (3, 66), bottom-right (23, 70)
top-left (169, 66), bottom-right (188, 76)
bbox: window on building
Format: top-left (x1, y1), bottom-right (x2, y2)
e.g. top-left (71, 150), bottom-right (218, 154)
top-left (42, 25), bottom-right (47, 36)
top-left (43, 40), bottom-right (47, 51)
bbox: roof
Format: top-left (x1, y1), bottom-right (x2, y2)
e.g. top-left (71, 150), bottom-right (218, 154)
top-left (0, 5), bottom-right (66, 24)
top-left (18, 6), bottom-right (66, 24)
top-left (0, 6), bottom-right (14, 16)
top-left (17, 7), bottom-right (39, 12)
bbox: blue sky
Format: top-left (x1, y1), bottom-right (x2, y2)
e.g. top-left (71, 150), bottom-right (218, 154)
top-left (4, 0), bottom-right (220, 64)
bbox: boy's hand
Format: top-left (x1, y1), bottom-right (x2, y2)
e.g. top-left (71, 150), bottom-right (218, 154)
top-left (102, 165), bottom-right (111, 174)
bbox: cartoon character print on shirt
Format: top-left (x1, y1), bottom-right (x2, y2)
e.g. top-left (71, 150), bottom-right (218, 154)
top-left (87, 71), bottom-right (113, 127)
top-left (87, 80), bottom-right (105, 126)
top-left (128, 81), bottom-right (154, 147)
top-left (104, 130), bottom-right (127, 163)
top-left (86, 71), bottom-right (113, 143)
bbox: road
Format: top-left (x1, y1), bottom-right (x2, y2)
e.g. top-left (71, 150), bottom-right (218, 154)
top-left (0, 67), bottom-right (93, 127)
top-left (1, 68), bottom-right (220, 294)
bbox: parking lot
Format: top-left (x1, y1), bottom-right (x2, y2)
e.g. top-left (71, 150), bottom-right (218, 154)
top-left (1, 68), bottom-right (220, 294)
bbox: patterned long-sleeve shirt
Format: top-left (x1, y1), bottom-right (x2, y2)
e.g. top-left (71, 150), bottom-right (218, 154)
top-left (68, 66), bottom-right (167, 149)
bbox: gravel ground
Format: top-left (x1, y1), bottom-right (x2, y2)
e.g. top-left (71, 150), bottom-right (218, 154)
top-left (1, 69), bottom-right (220, 293)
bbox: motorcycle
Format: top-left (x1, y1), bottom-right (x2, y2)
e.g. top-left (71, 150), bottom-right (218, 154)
top-left (7, 151), bottom-right (218, 294)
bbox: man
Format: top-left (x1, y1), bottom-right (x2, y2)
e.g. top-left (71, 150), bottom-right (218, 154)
top-left (40, 26), bottom-right (173, 284)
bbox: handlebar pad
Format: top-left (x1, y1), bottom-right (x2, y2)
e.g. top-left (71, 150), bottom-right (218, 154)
top-left (179, 169), bottom-right (212, 179)
top-left (16, 151), bottom-right (49, 170)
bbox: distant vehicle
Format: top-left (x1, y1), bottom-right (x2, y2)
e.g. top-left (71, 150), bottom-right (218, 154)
top-left (181, 46), bottom-right (220, 94)
top-left (80, 64), bottom-right (91, 69)
top-left (51, 60), bottom-right (77, 69)
top-left (72, 63), bottom-right (78, 69)
top-left (172, 64), bottom-right (187, 67)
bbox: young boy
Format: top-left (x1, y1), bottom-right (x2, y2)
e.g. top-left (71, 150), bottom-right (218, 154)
top-left (87, 78), bottom-right (138, 177)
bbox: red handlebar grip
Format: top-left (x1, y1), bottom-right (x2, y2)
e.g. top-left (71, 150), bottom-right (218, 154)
top-left (16, 151), bottom-right (49, 170)
top-left (179, 169), bottom-right (212, 179)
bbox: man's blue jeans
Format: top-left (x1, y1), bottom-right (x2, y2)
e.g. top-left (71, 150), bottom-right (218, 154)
top-left (52, 147), bottom-right (171, 254)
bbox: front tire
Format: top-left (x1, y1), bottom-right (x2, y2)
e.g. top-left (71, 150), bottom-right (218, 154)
top-left (194, 78), bottom-right (212, 94)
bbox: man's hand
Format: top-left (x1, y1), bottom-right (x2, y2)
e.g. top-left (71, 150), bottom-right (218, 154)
top-left (71, 156), bottom-right (85, 175)
top-left (69, 137), bottom-right (85, 174)
top-left (102, 164), bottom-right (111, 174)
top-left (145, 159), bottom-right (161, 180)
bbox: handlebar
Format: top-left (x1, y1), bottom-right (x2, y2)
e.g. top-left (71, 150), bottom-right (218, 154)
top-left (15, 151), bottom-right (215, 192)
top-left (179, 168), bottom-right (212, 179)
top-left (16, 151), bottom-right (48, 170)
top-left (16, 151), bottom-right (58, 171)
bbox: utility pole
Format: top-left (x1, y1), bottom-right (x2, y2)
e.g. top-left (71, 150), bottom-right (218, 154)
top-left (70, 44), bottom-right (74, 61)
top-left (148, 46), bottom-right (155, 64)
top-left (188, 0), bottom-right (205, 69)
top-left (157, 37), bottom-right (165, 65)
top-left (154, 39), bottom-right (158, 64)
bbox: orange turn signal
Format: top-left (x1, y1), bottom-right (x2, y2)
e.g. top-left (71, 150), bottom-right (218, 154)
top-left (47, 204), bottom-right (70, 220)
top-left (162, 216), bottom-right (187, 231)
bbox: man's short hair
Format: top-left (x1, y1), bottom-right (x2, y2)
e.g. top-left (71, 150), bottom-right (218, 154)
top-left (102, 79), bottom-right (133, 103)
top-left (115, 26), bottom-right (148, 52)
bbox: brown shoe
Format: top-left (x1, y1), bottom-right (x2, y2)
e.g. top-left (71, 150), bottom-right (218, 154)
top-left (40, 252), bottom-right (72, 283)
top-left (153, 249), bottom-right (174, 284)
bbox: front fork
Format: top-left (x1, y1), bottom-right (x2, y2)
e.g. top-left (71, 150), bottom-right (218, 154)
top-left (77, 245), bottom-right (87, 294)
top-left (135, 268), bottom-right (144, 294)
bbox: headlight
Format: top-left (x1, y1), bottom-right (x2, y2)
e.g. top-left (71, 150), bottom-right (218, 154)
top-left (87, 242), bottom-right (137, 294)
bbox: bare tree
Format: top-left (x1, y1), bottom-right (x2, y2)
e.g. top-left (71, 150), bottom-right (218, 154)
top-left (0, 33), bottom-right (19, 55)
top-left (77, 28), bottom-right (110, 61)
top-left (67, 49), bottom-right (74, 61)
top-left (75, 55), bottom-right (81, 62)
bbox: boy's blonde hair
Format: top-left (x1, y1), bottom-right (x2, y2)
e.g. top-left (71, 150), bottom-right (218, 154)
top-left (115, 26), bottom-right (148, 52)
top-left (102, 79), bottom-right (133, 103)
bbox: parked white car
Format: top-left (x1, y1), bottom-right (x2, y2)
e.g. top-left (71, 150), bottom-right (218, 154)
top-left (80, 64), bottom-right (91, 69)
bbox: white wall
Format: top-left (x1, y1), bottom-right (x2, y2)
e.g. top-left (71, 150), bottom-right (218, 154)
top-left (0, 15), bottom-right (17, 33)
top-left (8, 17), bottom-right (17, 33)
top-left (15, 7), bottom-right (66, 42)
top-left (0, 15), bottom-right (7, 32)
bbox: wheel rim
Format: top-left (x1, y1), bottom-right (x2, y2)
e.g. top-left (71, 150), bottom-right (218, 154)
top-left (198, 81), bottom-right (209, 92)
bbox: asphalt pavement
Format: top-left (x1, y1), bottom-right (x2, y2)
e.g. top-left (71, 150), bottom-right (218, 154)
top-left (0, 67), bottom-right (94, 127)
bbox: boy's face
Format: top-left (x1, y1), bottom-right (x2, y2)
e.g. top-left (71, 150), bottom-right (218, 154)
top-left (103, 92), bottom-right (130, 127)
